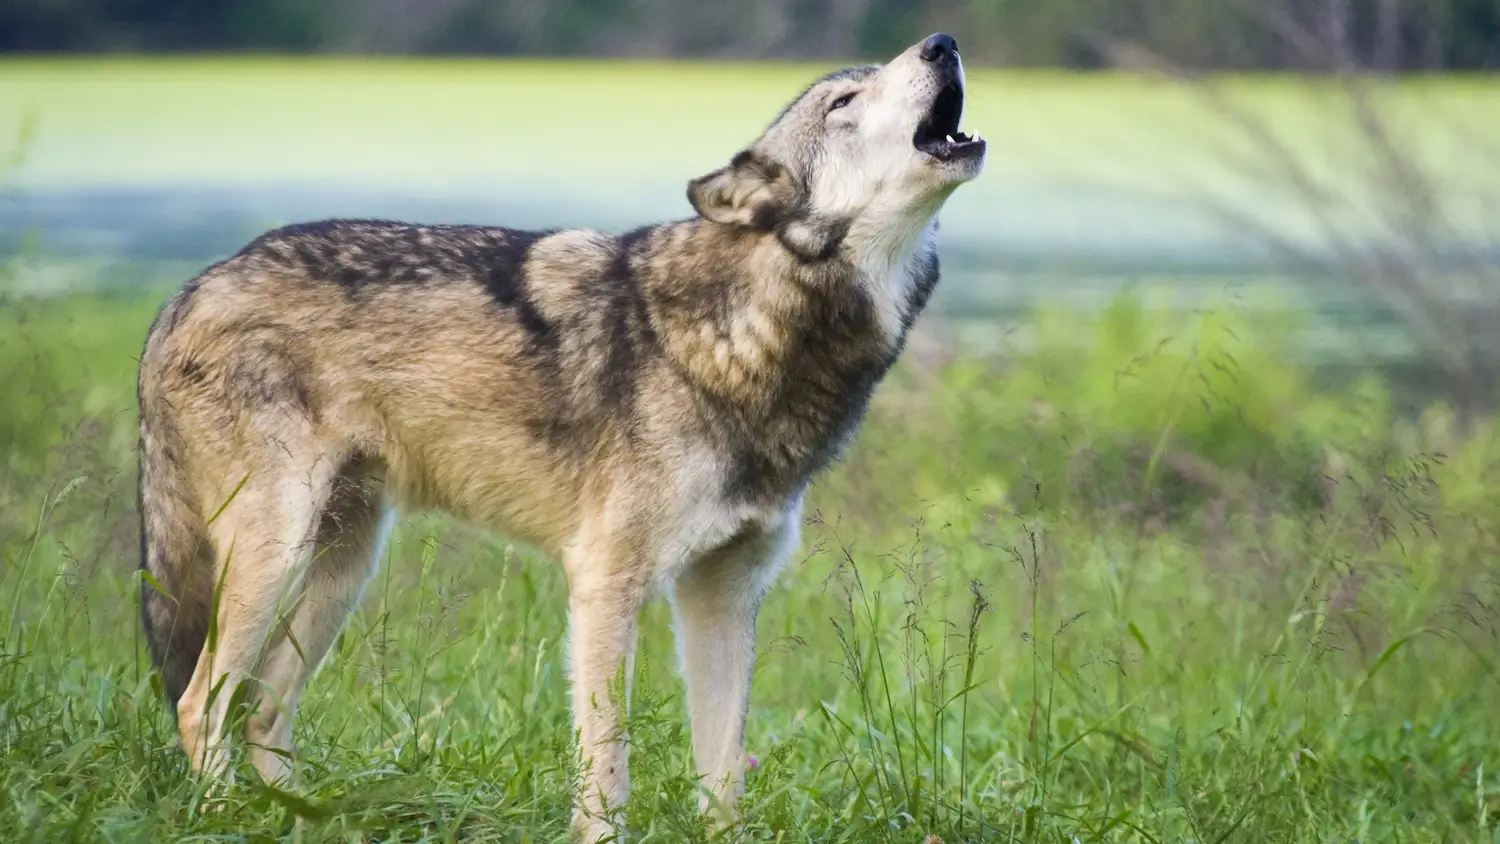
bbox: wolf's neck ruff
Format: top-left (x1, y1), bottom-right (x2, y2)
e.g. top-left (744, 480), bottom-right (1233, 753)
top-left (650, 213), bottom-right (939, 389)
top-left (640, 213), bottom-right (940, 503)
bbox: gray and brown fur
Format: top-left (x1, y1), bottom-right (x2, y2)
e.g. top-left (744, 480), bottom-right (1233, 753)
top-left (138, 32), bottom-right (986, 842)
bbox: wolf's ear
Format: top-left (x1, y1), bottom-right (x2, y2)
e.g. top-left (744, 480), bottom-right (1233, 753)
top-left (687, 150), bottom-right (801, 229)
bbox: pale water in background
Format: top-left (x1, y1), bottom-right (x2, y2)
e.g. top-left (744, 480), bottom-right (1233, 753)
top-left (3, 60), bottom-right (1497, 366)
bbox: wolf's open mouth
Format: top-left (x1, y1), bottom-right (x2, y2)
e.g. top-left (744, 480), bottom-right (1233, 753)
top-left (914, 82), bottom-right (984, 161)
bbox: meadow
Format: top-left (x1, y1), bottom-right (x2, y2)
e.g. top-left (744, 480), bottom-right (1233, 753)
top-left (2, 59), bottom-right (1499, 842)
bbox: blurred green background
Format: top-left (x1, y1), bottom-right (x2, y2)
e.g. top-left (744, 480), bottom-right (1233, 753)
top-left (4, 0), bottom-right (1500, 376)
top-left (5, 64), bottom-right (1498, 369)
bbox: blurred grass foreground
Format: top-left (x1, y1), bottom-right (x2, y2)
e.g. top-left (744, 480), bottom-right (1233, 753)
top-left (2, 54), bottom-right (1500, 843)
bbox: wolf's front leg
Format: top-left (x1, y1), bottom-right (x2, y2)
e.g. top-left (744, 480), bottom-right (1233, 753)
top-left (671, 506), bottom-right (802, 827)
top-left (566, 572), bottom-right (643, 843)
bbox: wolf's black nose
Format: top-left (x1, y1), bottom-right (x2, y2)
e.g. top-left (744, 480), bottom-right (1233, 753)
top-left (920, 33), bottom-right (958, 64)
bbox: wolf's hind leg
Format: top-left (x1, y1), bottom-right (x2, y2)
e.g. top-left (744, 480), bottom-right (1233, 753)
top-left (247, 461), bottom-right (393, 784)
top-left (670, 504), bottom-right (802, 826)
top-left (175, 445), bottom-right (340, 781)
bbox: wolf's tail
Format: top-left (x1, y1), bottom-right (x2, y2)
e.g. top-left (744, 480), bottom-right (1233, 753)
top-left (137, 337), bottom-right (212, 711)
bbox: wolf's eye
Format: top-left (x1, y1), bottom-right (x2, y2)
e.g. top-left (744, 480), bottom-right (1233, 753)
top-left (828, 93), bottom-right (856, 113)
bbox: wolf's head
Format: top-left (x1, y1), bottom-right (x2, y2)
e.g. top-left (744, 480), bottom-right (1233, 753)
top-left (688, 33), bottom-right (985, 263)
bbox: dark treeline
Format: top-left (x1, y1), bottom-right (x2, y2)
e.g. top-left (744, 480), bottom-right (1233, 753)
top-left (2, 0), bottom-right (1498, 69)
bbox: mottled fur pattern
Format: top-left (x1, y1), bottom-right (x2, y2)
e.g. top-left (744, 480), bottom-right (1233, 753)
top-left (137, 33), bottom-right (985, 842)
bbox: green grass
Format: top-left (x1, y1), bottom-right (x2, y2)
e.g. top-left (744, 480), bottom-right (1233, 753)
top-left (2, 284), bottom-right (1498, 842)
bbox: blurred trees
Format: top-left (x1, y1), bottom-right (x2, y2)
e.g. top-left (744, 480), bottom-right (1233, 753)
top-left (2, 0), bottom-right (1496, 68)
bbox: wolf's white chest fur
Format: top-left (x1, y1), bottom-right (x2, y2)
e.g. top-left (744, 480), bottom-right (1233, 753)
top-left (848, 212), bottom-right (940, 345)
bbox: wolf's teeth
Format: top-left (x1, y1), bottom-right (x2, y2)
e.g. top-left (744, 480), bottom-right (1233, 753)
top-left (946, 134), bottom-right (955, 143)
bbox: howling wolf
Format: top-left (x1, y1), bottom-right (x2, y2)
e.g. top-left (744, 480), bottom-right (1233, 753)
top-left (137, 31), bottom-right (985, 841)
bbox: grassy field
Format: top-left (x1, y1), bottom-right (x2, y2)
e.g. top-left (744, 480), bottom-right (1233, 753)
top-left (2, 279), bottom-right (1498, 843)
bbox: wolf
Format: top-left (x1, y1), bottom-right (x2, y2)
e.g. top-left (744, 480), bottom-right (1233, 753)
top-left (136, 32), bottom-right (985, 841)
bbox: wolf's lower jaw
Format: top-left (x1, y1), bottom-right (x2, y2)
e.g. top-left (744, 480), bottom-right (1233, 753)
top-left (915, 132), bottom-right (986, 161)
